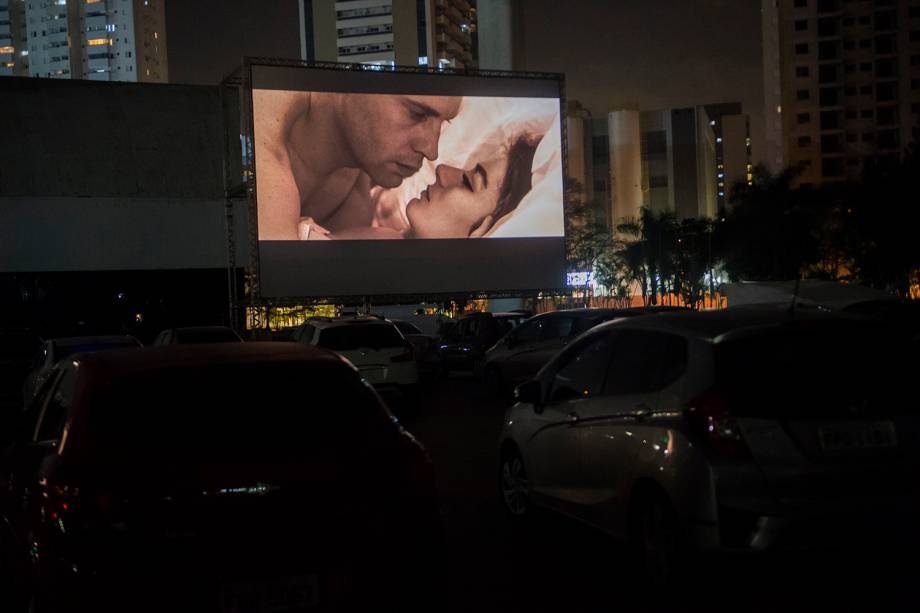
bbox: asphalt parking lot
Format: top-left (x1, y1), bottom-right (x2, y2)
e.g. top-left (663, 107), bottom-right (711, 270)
top-left (402, 373), bottom-right (916, 613)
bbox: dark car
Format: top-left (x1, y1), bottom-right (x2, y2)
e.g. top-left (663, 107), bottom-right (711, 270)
top-left (152, 325), bottom-right (242, 345)
top-left (0, 343), bottom-right (442, 612)
top-left (0, 329), bottom-right (41, 442)
top-left (481, 306), bottom-right (689, 397)
top-left (438, 312), bottom-right (529, 375)
top-left (21, 336), bottom-right (142, 407)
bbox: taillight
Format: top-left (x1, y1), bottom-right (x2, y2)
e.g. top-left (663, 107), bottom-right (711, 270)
top-left (684, 387), bottom-right (752, 460)
top-left (391, 344), bottom-right (414, 363)
top-left (42, 482), bottom-right (116, 530)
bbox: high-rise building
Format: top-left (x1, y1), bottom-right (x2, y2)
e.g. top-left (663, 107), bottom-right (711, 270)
top-left (1, 0), bottom-right (28, 76)
top-left (703, 102), bottom-right (753, 207)
top-left (577, 107), bottom-right (721, 230)
top-left (299, 0), bottom-right (477, 69)
top-left (3, 0), bottom-right (167, 82)
top-left (762, 0), bottom-right (920, 187)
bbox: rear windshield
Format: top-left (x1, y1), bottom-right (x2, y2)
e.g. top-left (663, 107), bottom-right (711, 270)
top-left (716, 323), bottom-right (919, 418)
top-left (317, 324), bottom-right (405, 351)
top-left (174, 328), bottom-right (240, 343)
top-left (393, 321), bottom-right (423, 336)
top-left (57, 339), bottom-right (138, 360)
top-left (88, 361), bottom-right (390, 463)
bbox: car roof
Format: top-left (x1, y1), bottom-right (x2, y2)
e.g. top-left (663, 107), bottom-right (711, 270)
top-left (531, 307), bottom-right (677, 319)
top-left (169, 326), bottom-right (237, 333)
top-left (73, 342), bottom-right (344, 378)
top-left (307, 317), bottom-right (397, 330)
top-left (594, 304), bottom-right (876, 342)
top-left (51, 335), bottom-right (139, 347)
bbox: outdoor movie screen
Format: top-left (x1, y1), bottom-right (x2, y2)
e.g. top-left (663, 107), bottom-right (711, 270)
top-left (249, 62), bottom-right (567, 297)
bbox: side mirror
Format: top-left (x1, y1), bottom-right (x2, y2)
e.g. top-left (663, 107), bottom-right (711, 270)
top-left (515, 380), bottom-right (543, 407)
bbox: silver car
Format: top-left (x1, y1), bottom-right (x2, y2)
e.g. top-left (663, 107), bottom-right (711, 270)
top-left (482, 307), bottom-right (687, 398)
top-left (498, 307), bottom-right (920, 580)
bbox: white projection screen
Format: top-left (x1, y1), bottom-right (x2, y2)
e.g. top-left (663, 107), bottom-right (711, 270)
top-left (248, 62), bottom-right (567, 298)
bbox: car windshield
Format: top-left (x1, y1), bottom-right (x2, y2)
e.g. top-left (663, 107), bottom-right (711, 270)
top-left (317, 324), bottom-right (405, 351)
top-left (716, 322), bottom-right (919, 418)
top-left (56, 339), bottom-right (138, 360)
top-left (393, 321), bottom-right (423, 335)
top-left (90, 362), bottom-right (389, 464)
top-left (174, 328), bottom-right (241, 343)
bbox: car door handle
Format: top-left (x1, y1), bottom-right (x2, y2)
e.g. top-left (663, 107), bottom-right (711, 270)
top-left (567, 412), bottom-right (580, 423)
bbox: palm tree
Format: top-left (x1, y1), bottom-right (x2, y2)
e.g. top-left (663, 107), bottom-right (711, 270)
top-left (616, 207), bottom-right (679, 306)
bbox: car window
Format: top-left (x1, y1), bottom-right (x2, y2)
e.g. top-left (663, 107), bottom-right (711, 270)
top-left (30, 344), bottom-right (49, 370)
top-left (297, 323), bottom-right (316, 343)
top-left (603, 330), bottom-right (687, 396)
top-left (35, 366), bottom-right (78, 442)
top-left (317, 324), bottom-right (405, 351)
top-left (393, 321), bottom-right (422, 335)
top-left (716, 323), bottom-right (918, 418)
top-left (549, 333), bottom-right (614, 402)
top-left (55, 339), bottom-right (139, 361)
top-left (542, 316), bottom-right (576, 340)
top-left (512, 320), bottom-right (542, 343)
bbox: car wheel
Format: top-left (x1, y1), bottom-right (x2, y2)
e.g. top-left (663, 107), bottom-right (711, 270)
top-left (499, 448), bottom-right (530, 517)
top-left (631, 492), bottom-right (682, 586)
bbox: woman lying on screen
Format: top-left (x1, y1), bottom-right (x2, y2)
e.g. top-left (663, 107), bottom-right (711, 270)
top-left (298, 133), bottom-right (542, 240)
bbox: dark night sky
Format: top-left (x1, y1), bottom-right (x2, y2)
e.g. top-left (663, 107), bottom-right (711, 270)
top-left (165, 0), bottom-right (764, 161)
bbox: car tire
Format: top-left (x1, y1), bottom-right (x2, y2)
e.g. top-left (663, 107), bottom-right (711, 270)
top-left (630, 491), bottom-right (683, 587)
top-left (499, 447), bottom-right (531, 518)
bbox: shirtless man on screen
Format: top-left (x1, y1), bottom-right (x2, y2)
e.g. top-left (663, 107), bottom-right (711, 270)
top-left (253, 90), bottom-right (461, 240)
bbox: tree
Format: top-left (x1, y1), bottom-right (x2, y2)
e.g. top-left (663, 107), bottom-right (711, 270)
top-left (719, 165), bottom-right (821, 282)
top-left (616, 207), bottom-right (679, 305)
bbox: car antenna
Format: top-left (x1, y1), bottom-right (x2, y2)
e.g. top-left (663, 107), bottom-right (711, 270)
top-left (788, 278), bottom-right (801, 316)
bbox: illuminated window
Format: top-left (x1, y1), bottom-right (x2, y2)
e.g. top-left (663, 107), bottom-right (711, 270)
top-left (154, 32), bottom-right (158, 40)
top-left (0, 46), bottom-right (14, 54)
top-left (87, 38), bottom-right (111, 46)
top-left (746, 173), bottom-right (753, 181)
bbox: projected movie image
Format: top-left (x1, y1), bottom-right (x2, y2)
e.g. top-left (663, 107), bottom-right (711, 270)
top-left (249, 64), bottom-right (567, 297)
top-left (253, 91), bottom-right (564, 241)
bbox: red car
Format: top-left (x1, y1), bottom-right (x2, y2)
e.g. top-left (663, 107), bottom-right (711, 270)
top-left (0, 343), bottom-right (442, 612)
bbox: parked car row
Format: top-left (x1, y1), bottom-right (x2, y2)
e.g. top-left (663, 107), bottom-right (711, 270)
top-left (498, 305), bottom-right (920, 582)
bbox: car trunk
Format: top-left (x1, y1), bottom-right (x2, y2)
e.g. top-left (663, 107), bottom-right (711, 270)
top-left (317, 324), bottom-right (410, 384)
top-left (52, 362), bottom-right (435, 608)
top-left (715, 322), bottom-right (920, 513)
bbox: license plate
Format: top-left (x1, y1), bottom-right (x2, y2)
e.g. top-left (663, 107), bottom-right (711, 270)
top-left (220, 574), bottom-right (319, 613)
top-left (818, 422), bottom-right (897, 451)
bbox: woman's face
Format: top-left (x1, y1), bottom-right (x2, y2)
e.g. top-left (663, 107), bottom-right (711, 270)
top-left (405, 155), bottom-right (507, 238)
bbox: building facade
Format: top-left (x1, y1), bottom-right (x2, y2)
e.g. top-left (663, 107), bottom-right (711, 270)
top-left (299, 0), bottom-right (477, 69)
top-left (762, 0), bottom-right (920, 187)
top-left (703, 102), bottom-right (753, 206)
top-left (0, 0), bottom-right (28, 76)
top-left (604, 107), bottom-right (718, 226)
top-left (2, 0), bottom-right (167, 82)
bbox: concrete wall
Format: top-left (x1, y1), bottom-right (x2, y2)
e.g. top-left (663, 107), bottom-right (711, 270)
top-left (477, 0), bottom-right (515, 70)
top-left (608, 110), bottom-right (642, 228)
top-left (0, 77), bottom-right (246, 273)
